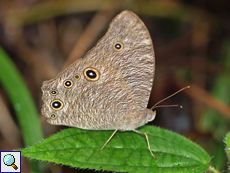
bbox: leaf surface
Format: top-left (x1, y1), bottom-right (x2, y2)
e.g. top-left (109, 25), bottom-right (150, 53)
top-left (19, 126), bottom-right (210, 173)
top-left (225, 132), bottom-right (230, 166)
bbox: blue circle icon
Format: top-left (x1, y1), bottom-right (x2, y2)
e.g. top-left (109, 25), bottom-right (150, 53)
top-left (3, 154), bottom-right (15, 166)
top-left (3, 154), bottom-right (18, 170)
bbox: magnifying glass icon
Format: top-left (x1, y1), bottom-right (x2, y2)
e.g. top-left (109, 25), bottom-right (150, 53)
top-left (3, 154), bottom-right (18, 170)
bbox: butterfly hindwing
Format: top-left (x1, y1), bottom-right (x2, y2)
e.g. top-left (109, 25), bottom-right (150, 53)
top-left (41, 10), bottom-right (155, 130)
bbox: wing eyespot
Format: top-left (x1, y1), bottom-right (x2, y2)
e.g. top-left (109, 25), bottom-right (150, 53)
top-left (50, 113), bottom-right (57, 119)
top-left (84, 68), bottom-right (100, 81)
top-left (50, 90), bottom-right (58, 96)
top-left (51, 100), bottom-right (63, 110)
top-left (113, 42), bottom-right (123, 51)
top-left (75, 74), bottom-right (80, 80)
top-left (64, 80), bottom-right (73, 88)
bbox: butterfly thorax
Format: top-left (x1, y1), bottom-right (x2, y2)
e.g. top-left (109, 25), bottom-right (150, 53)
top-left (120, 109), bottom-right (156, 130)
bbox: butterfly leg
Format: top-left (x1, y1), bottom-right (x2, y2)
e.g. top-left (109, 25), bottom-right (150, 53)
top-left (98, 129), bottom-right (118, 152)
top-left (133, 130), bottom-right (157, 159)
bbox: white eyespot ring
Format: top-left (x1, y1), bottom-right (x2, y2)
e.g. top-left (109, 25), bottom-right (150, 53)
top-left (83, 67), bottom-right (100, 81)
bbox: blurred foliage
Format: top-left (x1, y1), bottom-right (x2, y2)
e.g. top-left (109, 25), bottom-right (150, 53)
top-left (0, 47), bottom-right (45, 173)
top-left (198, 40), bottom-right (230, 171)
top-left (0, 0), bottom-right (230, 172)
top-left (199, 40), bottom-right (230, 141)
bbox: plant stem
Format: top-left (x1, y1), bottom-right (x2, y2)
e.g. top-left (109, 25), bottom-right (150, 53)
top-left (209, 166), bottom-right (221, 173)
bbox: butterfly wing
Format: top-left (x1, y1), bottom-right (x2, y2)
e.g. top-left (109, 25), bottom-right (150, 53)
top-left (85, 10), bottom-right (155, 113)
top-left (41, 11), bottom-right (155, 130)
top-left (42, 59), bottom-right (137, 130)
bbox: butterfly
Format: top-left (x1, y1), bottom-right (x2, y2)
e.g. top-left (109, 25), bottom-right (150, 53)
top-left (41, 10), bottom-right (157, 158)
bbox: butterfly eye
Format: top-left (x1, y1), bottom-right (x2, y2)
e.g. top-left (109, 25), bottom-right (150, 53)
top-left (51, 100), bottom-right (63, 110)
top-left (84, 68), bottom-right (100, 81)
top-left (50, 113), bottom-right (57, 119)
top-left (75, 74), bottom-right (80, 80)
top-left (64, 80), bottom-right (73, 88)
top-left (113, 42), bottom-right (123, 51)
top-left (50, 90), bottom-right (58, 96)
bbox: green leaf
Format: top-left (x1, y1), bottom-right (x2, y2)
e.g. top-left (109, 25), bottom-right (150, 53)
top-left (0, 47), bottom-right (44, 146)
top-left (225, 132), bottom-right (230, 164)
top-left (18, 125), bottom-right (210, 173)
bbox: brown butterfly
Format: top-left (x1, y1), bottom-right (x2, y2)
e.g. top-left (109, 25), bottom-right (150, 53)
top-left (41, 10), bottom-right (157, 158)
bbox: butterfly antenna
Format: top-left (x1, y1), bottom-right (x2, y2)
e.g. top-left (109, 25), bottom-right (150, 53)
top-left (153, 105), bottom-right (183, 109)
top-left (151, 86), bottom-right (190, 110)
